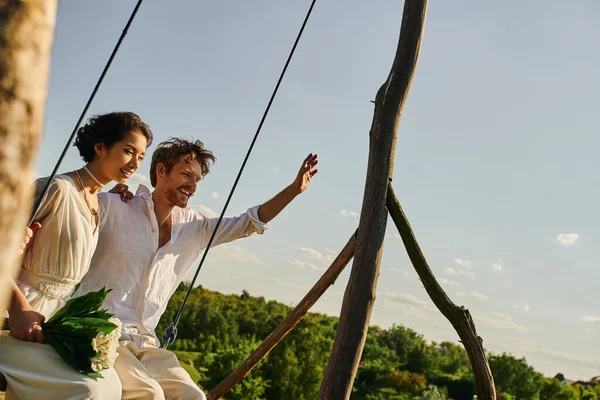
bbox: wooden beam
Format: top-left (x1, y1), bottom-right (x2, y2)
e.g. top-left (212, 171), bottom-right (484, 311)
top-left (0, 0), bottom-right (58, 311)
top-left (386, 182), bottom-right (496, 400)
top-left (207, 232), bottom-right (357, 400)
top-left (318, 1), bottom-right (428, 398)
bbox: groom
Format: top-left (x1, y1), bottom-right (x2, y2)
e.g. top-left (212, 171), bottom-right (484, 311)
top-left (75, 138), bottom-right (318, 400)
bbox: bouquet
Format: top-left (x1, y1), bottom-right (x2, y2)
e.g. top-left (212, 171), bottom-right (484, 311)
top-left (41, 287), bottom-right (121, 379)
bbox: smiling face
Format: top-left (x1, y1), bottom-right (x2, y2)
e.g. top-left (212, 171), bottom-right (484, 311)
top-left (155, 155), bottom-right (202, 208)
top-left (95, 130), bottom-right (148, 184)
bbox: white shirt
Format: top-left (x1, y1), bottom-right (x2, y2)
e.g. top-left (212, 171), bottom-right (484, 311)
top-left (76, 185), bottom-right (267, 341)
top-left (18, 175), bottom-right (99, 319)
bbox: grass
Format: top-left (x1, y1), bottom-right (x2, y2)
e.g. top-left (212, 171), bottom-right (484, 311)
top-left (173, 350), bottom-right (205, 387)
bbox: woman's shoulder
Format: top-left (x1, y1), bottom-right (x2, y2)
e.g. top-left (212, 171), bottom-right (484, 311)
top-left (33, 175), bottom-right (76, 197)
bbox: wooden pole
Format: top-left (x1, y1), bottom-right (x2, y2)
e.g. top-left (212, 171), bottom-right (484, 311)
top-left (318, 1), bottom-right (428, 398)
top-left (207, 232), bottom-right (357, 400)
top-left (386, 182), bottom-right (496, 400)
top-left (0, 0), bottom-right (58, 311)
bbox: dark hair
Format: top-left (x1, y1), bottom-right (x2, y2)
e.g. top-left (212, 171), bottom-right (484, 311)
top-left (150, 138), bottom-right (216, 187)
top-left (73, 112), bottom-right (153, 162)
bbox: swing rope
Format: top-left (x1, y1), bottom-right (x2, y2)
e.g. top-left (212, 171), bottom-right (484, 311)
top-left (29, 0), bottom-right (145, 225)
top-left (161, 0), bottom-right (318, 348)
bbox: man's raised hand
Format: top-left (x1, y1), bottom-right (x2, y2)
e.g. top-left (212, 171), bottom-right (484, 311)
top-left (291, 153), bottom-right (318, 194)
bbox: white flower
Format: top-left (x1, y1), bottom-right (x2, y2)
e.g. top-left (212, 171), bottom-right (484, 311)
top-left (89, 317), bottom-right (121, 373)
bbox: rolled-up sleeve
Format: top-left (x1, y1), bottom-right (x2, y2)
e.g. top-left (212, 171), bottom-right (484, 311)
top-left (197, 205), bottom-right (268, 248)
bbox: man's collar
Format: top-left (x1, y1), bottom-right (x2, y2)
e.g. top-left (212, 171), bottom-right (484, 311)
top-left (136, 184), bottom-right (151, 196)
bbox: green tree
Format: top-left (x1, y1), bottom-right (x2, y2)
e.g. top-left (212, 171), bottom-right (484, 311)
top-left (489, 353), bottom-right (543, 399)
top-left (198, 336), bottom-right (268, 400)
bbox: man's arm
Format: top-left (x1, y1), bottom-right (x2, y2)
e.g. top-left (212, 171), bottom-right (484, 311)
top-left (258, 153), bottom-right (318, 223)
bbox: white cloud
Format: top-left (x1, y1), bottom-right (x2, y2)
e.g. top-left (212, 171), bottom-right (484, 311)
top-left (476, 314), bottom-right (527, 332)
top-left (556, 233), bottom-right (580, 247)
top-left (288, 259), bottom-right (324, 272)
top-left (444, 268), bottom-right (457, 275)
top-left (210, 244), bottom-right (261, 265)
top-left (130, 172), bottom-right (151, 185)
top-left (456, 291), bottom-right (489, 302)
top-left (438, 278), bottom-right (463, 288)
top-left (271, 166), bottom-right (280, 173)
top-left (380, 292), bottom-right (434, 311)
top-left (288, 259), bottom-right (304, 267)
top-left (190, 204), bottom-right (218, 218)
top-left (471, 291), bottom-right (489, 302)
top-left (123, 173), bottom-right (151, 193)
top-left (444, 267), bottom-right (475, 279)
top-left (514, 304), bottom-right (530, 312)
top-left (390, 267), bottom-right (401, 272)
top-left (298, 247), bottom-right (334, 266)
top-left (210, 191), bottom-right (223, 199)
top-left (580, 316), bottom-right (600, 323)
top-left (491, 263), bottom-right (503, 272)
top-left (454, 258), bottom-right (472, 268)
top-left (533, 347), bottom-right (600, 370)
top-left (487, 312), bottom-right (512, 320)
top-left (458, 270), bottom-right (476, 279)
top-left (340, 209), bottom-right (359, 219)
top-left (293, 247), bottom-right (336, 272)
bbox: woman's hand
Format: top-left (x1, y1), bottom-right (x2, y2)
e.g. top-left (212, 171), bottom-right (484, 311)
top-left (8, 304), bottom-right (45, 343)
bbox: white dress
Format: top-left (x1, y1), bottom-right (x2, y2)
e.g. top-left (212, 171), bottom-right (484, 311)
top-left (18, 175), bottom-right (99, 318)
top-left (0, 175), bottom-right (121, 400)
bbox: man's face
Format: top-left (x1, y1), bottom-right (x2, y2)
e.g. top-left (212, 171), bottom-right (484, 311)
top-left (157, 156), bottom-right (203, 208)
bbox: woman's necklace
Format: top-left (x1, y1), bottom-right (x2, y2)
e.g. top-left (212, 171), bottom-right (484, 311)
top-left (74, 170), bottom-right (99, 217)
top-left (83, 166), bottom-right (104, 188)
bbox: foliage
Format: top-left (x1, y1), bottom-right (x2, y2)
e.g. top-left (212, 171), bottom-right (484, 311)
top-left (159, 283), bottom-right (597, 400)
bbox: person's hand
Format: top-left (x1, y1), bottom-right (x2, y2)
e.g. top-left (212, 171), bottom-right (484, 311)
top-left (8, 306), bottom-right (45, 343)
top-left (291, 153), bottom-right (318, 194)
top-left (19, 222), bottom-right (41, 255)
top-left (109, 183), bottom-right (133, 203)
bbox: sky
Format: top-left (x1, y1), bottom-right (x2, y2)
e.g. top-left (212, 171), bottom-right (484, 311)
top-left (37, 0), bottom-right (600, 380)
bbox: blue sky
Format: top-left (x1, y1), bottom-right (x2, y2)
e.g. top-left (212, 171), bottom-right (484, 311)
top-left (39, 0), bottom-right (600, 379)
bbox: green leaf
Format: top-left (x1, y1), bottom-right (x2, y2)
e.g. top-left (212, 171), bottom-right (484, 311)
top-left (46, 287), bottom-right (113, 324)
top-left (86, 371), bottom-right (103, 380)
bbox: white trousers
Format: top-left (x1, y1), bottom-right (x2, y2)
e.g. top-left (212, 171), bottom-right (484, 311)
top-left (115, 333), bottom-right (206, 400)
top-left (0, 331), bottom-right (122, 400)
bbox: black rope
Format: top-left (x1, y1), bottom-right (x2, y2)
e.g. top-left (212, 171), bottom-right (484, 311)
top-left (29, 0), bottom-right (145, 225)
top-left (161, 0), bottom-right (318, 349)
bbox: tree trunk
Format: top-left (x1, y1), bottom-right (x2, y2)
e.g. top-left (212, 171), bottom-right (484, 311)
top-left (318, 1), bottom-right (428, 398)
top-left (0, 0), bottom-right (58, 310)
top-left (386, 182), bottom-right (496, 399)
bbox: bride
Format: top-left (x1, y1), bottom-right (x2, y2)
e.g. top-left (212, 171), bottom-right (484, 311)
top-left (0, 112), bottom-right (153, 400)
